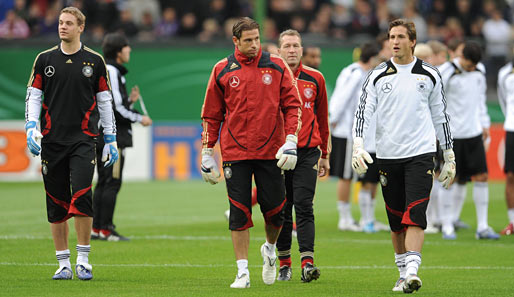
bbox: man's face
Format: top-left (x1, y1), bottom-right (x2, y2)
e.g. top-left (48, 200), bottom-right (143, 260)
top-left (233, 29), bottom-right (260, 58)
top-left (389, 26), bottom-right (415, 60)
top-left (58, 12), bottom-right (83, 42)
top-left (459, 56), bottom-right (476, 72)
top-left (118, 45), bottom-right (131, 64)
top-left (302, 47), bottom-right (321, 69)
top-left (279, 35), bottom-right (303, 68)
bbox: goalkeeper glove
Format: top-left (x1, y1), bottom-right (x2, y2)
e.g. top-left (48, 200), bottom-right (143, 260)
top-left (201, 148), bottom-right (220, 184)
top-left (439, 148), bottom-right (456, 189)
top-left (102, 134), bottom-right (119, 168)
top-left (352, 137), bottom-right (373, 175)
top-left (276, 134), bottom-right (297, 170)
top-left (25, 121), bottom-right (43, 157)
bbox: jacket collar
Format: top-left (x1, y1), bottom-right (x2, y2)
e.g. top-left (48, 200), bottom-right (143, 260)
top-left (293, 61), bottom-right (304, 78)
top-left (234, 46), bottom-right (262, 65)
top-left (106, 59), bottom-right (128, 75)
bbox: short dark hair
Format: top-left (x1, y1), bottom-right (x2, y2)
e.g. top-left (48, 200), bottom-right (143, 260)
top-left (359, 42), bottom-right (379, 63)
top-left (388, 19), bottom-right (416, 42)
top-left (462, 41), bottom-right (482, 65)
top-left (232, 17), bottom-right (259, 39)
top-left (447, 38), bottom-right (464, 52)
top-left (102, 33), bottom-right (129, 60)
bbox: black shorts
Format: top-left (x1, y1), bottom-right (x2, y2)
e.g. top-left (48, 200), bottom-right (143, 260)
top-left (505, 131), bottom-right (514, 173)
top-left (453, 135), bottom-right (488, 182)
top-left (41, 141), bottom-right (96, 223)
top-left (329, 136), bottom-right (353, 179)
top-left (223, 160), bottom-right (285, 231)
top-left (358, 153), bottom-right (379, 184)
top-left (378, 153), bottom-right (434, 232)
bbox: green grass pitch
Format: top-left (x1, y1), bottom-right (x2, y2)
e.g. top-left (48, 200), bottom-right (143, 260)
top-left (1, 180), bottom-right (513, 296)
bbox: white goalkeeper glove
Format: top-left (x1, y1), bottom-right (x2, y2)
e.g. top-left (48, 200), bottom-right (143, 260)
top-left (352, 137), bottom-right (373, 175)
top-left (201, 148), bottom-right (220, 184)
top-left (276, 134), bottom-right (297, 170)
top-left (102, 134), bottom-right (119, 168)
top-left (25, 121), bottom-right (43, 157)
top-left (439, 148), bottom-right (456, 189)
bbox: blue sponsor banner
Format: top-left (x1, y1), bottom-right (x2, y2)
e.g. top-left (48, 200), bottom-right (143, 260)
top-left (151, 122), bottom-right (222, 180)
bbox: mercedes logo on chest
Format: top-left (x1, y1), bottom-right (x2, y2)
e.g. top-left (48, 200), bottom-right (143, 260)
top-left (382, 82), bottom-right (392, 93)
top-left (44, 66), bottom-right (55, 77)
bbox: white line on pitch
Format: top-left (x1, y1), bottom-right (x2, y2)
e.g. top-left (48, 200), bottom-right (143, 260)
top-left (0, 235), bottom-right (511, 248)
top-left (0, 262), bottom-right (512, 270)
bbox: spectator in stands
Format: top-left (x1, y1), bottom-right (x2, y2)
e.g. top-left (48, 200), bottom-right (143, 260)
top-left (155, 7), bottom-right (179, 38)
top-left (137, 10), bottom-right (155, 41)
top-left (178, 12), bottom-right (199, 37)
top-left (0, 9), bottom-right (29, 38)
top-left (482, 5), bottom-right (511, 88)
top-left (116, 9), bottom-right (139, 38)
top-left (348, 0), bottom-right (379, 37)
top-left (198, 18), bottom-right (221, 42)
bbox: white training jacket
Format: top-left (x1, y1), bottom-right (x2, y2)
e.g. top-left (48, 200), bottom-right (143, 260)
top-left (439, 58), bottom-right (490, 139)
top-left (329, 62), bottom-right (367, 139)
top-left (498, 62), bottom-right (514, 132)
top-left (353, 57), bottom-right (452, 159)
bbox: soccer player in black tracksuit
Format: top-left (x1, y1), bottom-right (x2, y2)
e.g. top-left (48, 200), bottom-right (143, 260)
top-left (91, 33), bottom-right (152, 241)
top-left (24, 7), bottom-right (118, 281)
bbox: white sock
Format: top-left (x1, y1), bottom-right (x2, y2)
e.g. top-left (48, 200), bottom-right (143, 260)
top-left (76, 244), bottom-right (90, 265)
top-left (473, 182), bottom-right (489, 232)
top-left (508, 209), bottom-right (514, 224)
top-left (338, 201), bottom-right (352, 221)
top-left (56, 249), bottom-right (71, 269)
top-left (427, 180), bottom-right (440, 225)
top-left (264, 241), bottom-right (276, 257)
top-left (370, 197), bottom-right (376, 222)
top-left (438, 185), bottom-right (454, 234)
top-left (358, 189), bottom-right (372, 225)
top-left (453, 184), bottom-right (467, 222)
top-left (236, 259), bottom-right (249, 277)
top-left (394, 253), bottom-right (407, 278)
top-left (405, 251), bottom-right (422, 276)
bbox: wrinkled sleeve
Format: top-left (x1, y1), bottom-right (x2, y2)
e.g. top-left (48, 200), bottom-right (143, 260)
top-left (315, 74), bottom-right (330, 158)
top-left (201, 64), bottom-right (225, 148)
top-left (280, 62), bottom-right (302, 138)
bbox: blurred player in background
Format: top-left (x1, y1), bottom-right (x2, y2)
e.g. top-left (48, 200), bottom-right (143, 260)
top-left (200, 17), bottom-right (301, 289)
top-left (24, 7), bottom-right (118, 280)
top-left (261, 42), bottom-right (279, 55)
top-left (302, 45), bottom-right (322, 69)
top-left (275, 29), bottom-right (330, 283)
top-left (329, 42), bottom-right (379, 231)
top-left (354, 45), bottom-right (389, 234)
top-left (413, 43), bottom-right (441, 234)
top-left (496, 56), bottom-right (514, 235)
top-left (353, 19), bottom-right (455, 293)
top-left (91, 32), bottom-right (152, 242)
top-left (438, 41), bottom-right (499, 240)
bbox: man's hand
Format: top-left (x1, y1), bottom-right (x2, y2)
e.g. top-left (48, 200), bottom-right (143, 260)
top-left (129, 85), bottom-right (140, 103)
top-left (352, 137), bottom-right (373, 175)
top-left (201, 148), bottom-right (220, 184)
top-left (141, 115), bottom-right (152, 126)
top-left (102, 134), bottom-right (119, 167)
top-left (439, 148), bottom-right (456, 189)
top-left (276, 135), bottom-right (297, 170)
top-left (318, 158), bottom-right (330, 177)
top-left (25, 121), bottom-right (43, 157)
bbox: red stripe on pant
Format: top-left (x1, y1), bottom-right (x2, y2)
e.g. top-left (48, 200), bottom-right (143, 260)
top-left (229, 196), bottom-right (254, 230)
top-left (69, 185), bottom-right (92, 217)
top-left (386, 204), bottom-right (407, 234)
top-left (401, 197), bottom-right (429, 227)
top-left (264, 198), bottom-right (286, 228)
